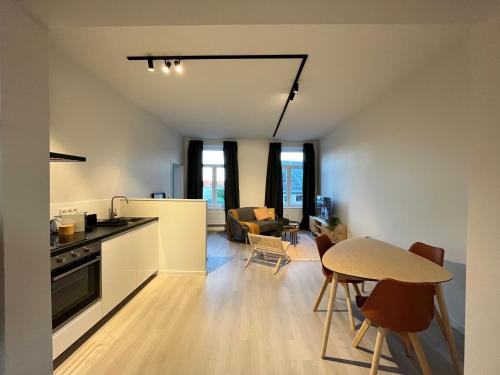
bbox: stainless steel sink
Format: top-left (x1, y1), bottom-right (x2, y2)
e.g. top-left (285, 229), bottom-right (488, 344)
top-left (95, 217), bottom-right (144, 227)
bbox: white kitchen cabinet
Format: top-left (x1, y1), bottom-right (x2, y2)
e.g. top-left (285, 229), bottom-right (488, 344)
top-left (136, 221), bottom-right (159, 285)
top-left (102, 221), bottom-right (159, 316)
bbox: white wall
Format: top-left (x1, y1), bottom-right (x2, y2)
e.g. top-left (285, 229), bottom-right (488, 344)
top-left (465, 11), bottom-right (500, 373)
top-left (320, 41), bottom-right (468, 330)
top-left (191, 139), bottom-right (313, 227)
top-left (50, 51), bottom-right (183, 213)
top-left (0, 1), bottom-right (53, 373)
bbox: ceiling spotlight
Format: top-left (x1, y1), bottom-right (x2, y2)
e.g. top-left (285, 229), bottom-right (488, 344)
top-left (289, 91), bottom-right (296, 101)
top-left (174, 60), bottom-right (183, 73)
top-left (147, 59), bottom-right (154, 72)
top-left (162, 60), bottom-right (171, 74)
top-left (293, 82), bottom-right (299, 93)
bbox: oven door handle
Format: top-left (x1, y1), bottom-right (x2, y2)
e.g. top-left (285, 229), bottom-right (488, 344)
top-left (51, 256), bottom-right (101, 282)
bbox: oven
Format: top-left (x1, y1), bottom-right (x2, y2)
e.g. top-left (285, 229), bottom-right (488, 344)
top-left (51, 241), bottom-right (101, 331)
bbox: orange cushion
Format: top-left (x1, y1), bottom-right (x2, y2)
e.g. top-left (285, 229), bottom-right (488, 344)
top-left (253, 207), bottom-right (272, 221)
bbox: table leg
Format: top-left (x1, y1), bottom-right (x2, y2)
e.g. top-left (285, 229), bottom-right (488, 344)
top-left (435, 283), bottom-right (463, 375)
top-left (321, 272), bottom-right (339, 358)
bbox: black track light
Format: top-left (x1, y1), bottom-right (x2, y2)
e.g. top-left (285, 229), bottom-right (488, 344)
top-left (293, 82), bottom-right (299, 93)
top-left (147, 59), bottom-right (154, 72)
top-left (162, 60), bottom-right (171, 74)
top-left (174, 60), bottom-right (183, 73)
top-left (289, 91), bottom-right (296, 101)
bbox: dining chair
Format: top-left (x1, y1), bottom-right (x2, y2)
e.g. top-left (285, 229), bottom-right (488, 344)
top-left (352, 279), bottom-right (435, 375)
top-left (355, 241), bottom-right (447, 358)
top-left (409, 241), bottom-right (447, 336)
top-left (313, 234), bottom-right (363, 331)
top-left (409, 242), bottom-right (445, 266)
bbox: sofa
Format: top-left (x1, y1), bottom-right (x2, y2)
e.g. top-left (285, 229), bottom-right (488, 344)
top-left (227, 207), bottom-right (279, 242)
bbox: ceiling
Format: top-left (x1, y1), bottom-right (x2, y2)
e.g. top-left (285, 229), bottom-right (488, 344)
top-left (18, 0), bottom-right (500, 27)
top-left (49, 25), bottom-right (467, 140)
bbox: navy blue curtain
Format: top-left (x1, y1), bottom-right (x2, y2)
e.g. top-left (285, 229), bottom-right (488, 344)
top-left (265, 142), bottom-right (283, 218)
top-left (300, 143), bottom-right (316, 229)
top-left (223, 141), bottom-right (240, 213)
top-left (187, 140), bottom-right (203, 199)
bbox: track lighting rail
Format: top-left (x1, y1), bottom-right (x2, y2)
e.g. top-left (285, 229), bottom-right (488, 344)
top-left (126, 54), bottom-right (308, 138)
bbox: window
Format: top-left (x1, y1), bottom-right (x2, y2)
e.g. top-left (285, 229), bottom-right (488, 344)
top-left (281, 150), bottom-right (303, 208)
top-left (202, 147), bottom-right (225, 208)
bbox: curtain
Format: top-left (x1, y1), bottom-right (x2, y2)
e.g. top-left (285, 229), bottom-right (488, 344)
top-left (187, 140), bottom-right (203, 199)
top-left (300, 143), bottom-right (316, 229)
top-left (223, 141), bottom-right (240, 213)
top-left (265, 142), bottom-right (283, 219)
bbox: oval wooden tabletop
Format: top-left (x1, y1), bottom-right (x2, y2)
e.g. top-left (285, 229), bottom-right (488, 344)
top-left (323, 237), bottom-right (453, 283)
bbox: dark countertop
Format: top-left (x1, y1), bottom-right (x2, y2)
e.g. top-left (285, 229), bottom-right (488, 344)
top-left (50, 217), bottom-right (158, 255)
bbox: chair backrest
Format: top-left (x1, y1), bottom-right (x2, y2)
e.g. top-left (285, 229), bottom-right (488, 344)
top-left (361, 278), bottom-right (435, 332)
top-left (315, 234), bottom-right (334, 276)
top-left (248, 233), bottom-right (285, 255)
top-left (409, 242), bottom-right (445, 266)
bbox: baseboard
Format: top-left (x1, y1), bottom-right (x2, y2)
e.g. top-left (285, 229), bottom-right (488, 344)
top-left (158, 270), bottom-right (207, 276)
top-left (207, 225), bottom-right (225, 231)
top-left (450, 317), bottom-right (465, 335)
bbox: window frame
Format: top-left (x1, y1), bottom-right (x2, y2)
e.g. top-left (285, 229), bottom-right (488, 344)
top-left (281, 148), bottom-right (304, 209)
top-left (202, 146), bottom-right (225, 209)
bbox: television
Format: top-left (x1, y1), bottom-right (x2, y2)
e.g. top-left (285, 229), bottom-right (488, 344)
top-left (316, 196), bottom-right (331, 219)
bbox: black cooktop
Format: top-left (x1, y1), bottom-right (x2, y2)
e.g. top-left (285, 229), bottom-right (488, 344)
top-left (49, 217), bottom-right (158, 255)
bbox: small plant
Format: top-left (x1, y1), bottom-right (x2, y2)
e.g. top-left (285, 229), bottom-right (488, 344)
top-left (326, 216), bottom-right (341, 231)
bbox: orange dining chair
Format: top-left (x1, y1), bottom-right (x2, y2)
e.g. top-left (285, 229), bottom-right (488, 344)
top-left (409, 241), bottom-right (447, 336)
top-left (352, 279), bottom-right (435, 375)
top-left (314, 234), bottom-right (363, 331)
top-left (409, 242), bottom-right (445, 267)
top-left (354, 241), bottom-right (447, 358)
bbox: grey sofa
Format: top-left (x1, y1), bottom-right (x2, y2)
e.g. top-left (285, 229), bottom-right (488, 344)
top-left (227, 207), bottom-right (279, 242)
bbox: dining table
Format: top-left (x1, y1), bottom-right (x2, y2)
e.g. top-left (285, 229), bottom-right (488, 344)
top-left (320, 237), bottom-right (462, 375)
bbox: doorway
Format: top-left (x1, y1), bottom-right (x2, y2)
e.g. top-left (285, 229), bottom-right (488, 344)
top-left (170, 161), bottom-right (184, 199)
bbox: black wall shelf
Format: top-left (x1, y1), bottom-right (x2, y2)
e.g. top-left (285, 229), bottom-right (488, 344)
top-left (50, 152), bottom-right (86, 162)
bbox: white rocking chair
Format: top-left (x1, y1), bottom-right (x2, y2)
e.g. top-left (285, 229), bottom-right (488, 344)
top-left (245, 234), bottom-right (291, 274)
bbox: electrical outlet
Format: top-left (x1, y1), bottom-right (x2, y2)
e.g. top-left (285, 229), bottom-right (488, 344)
top-left (59, 207), bottom-right (78, 215)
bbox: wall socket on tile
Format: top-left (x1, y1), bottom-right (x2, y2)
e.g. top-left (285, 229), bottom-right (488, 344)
top-left (59, 207), bottom-right (78, 215)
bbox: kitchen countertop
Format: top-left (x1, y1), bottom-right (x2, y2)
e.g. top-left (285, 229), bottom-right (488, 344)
top-left (50, 217), bottom-right (158, 255)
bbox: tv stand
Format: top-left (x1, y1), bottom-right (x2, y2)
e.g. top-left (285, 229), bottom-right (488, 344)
top-left (309, 215), bottom-right (347, 244)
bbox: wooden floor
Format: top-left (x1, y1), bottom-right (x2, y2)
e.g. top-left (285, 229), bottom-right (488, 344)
top-left (55, 231), bottom-right (464, 375)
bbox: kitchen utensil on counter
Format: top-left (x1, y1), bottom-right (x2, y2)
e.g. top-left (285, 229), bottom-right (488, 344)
top-left (85, 213), bottom-right (97, 231)
top-left (58, 224), bottom-right (75, 236)
top-left (61, 212), bottom-right (86, 233)
top-left (50, 217), bottom-right (61, 234)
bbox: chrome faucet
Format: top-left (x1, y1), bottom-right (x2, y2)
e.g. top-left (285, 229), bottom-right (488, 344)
top-left (110, 195), bottom-right (129, 219)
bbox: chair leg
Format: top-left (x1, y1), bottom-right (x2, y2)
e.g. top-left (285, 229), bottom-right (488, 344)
top-left (408, 332), bottom-right (432, 375)
top-left (361, 281), bottom-right (365, 294)
top-left (396, 332), bottom-right (412, 358)
top-left (244, 250), bottom-right (255, 268)
top-left (313, 278), bottom-right (329, 312)
top-left (273, 256), bottom-right (282, 274)
top-left (433, 305), bottom-right (446, 336)
top-left (342, 283), bottom-right (356, 331)
top-left (370, 327), bottom-right (387, 375)
top-left (352, 318), bottom-right (371, 348)
top-left (353, 283), bottom-right (362, 297)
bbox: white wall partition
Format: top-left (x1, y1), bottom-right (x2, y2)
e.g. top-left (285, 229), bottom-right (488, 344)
top-left (0, 0), bottom-right (53, 372)
top-left (465, 10), bottom-right (500, 373)
top-left (121, 199), bottom-right (207, 274)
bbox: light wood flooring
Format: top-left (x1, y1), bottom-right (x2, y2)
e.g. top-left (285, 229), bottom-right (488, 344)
top-left (55, 231), bottom-right (464, 375)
